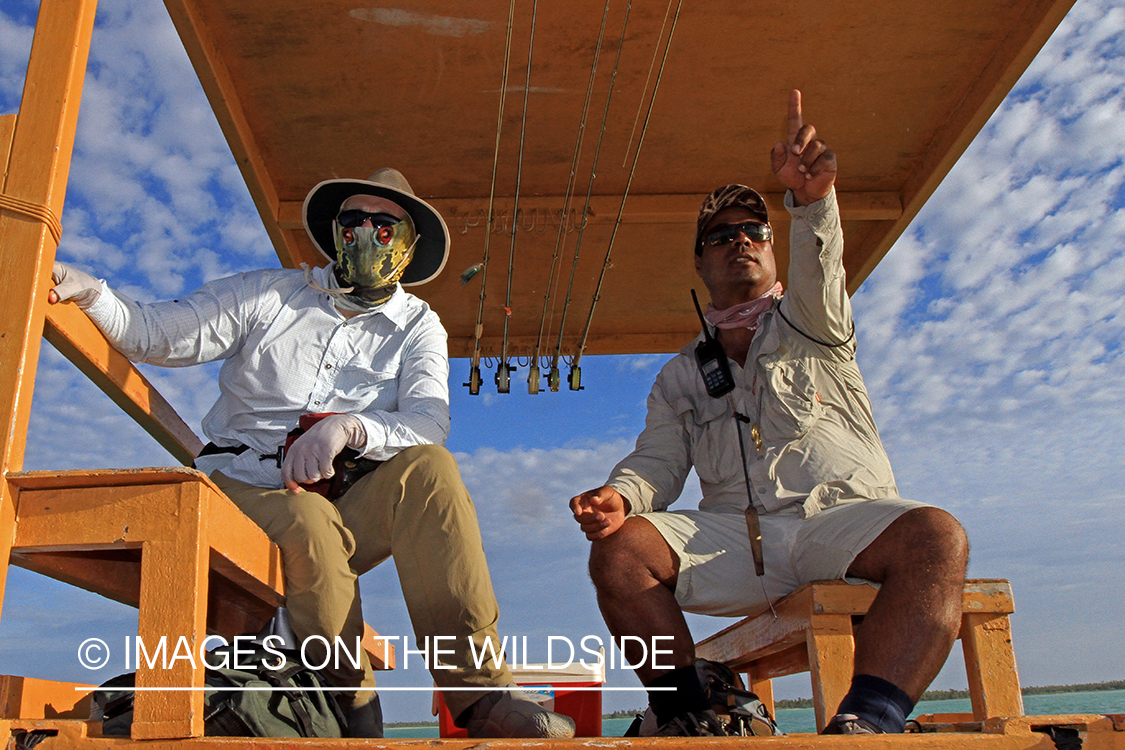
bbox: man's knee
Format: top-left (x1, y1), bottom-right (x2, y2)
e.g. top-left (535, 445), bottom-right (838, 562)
top-left (898, 507), bottom-right (968, 566)
top-left (391, 444), bottom-right (463, 492)
top-left (273, 492), bottom-right (350, 551)
top-left (375, 444), bottom-right (478, 528)
top-left (397, 443), bottom-right (456, 468)
top-left (853, 506), bottom-right (968, 580)
top-left (588, 518), bottom-right (677, 592)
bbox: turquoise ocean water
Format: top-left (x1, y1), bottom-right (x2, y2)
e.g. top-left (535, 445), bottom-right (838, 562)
top-left (384, 689), bottom-right (1125, 738)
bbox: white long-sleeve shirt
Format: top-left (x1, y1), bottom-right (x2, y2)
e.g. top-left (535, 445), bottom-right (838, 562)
top-left (83, 263), bottom-right (450, 488)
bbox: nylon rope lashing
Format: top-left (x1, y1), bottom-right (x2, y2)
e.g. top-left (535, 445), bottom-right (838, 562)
top-left (0, 193), bottom-right (62, 246)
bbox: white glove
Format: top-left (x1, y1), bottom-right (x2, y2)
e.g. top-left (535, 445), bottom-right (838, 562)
top-left (280, 414), bottom-right (367, 490)
top-left (50, 261), bottom-right (102, 309)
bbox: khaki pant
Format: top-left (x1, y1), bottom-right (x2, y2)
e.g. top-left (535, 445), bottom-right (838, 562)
top-left (212, 444), bottom-right (513, 719)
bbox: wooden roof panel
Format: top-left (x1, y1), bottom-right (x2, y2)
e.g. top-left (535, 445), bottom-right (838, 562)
top-left (166, 0), bottom-right (1075, 357)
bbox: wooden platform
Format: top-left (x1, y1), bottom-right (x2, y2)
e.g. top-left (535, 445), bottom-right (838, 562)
top-left (3, 714), bottom-right (1124, 749)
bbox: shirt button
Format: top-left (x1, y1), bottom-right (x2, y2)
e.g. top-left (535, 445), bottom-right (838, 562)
top-left (325, 364), bottom-right (332, 370)
top-left (314, 401), bottom-right (321, 406)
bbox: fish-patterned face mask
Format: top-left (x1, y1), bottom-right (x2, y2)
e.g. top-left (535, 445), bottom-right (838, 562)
top-left (332, 211), bottom-right (418, 307)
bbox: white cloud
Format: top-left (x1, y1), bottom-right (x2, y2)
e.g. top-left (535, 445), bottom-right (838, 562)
top-left (851, 0), bottom-right (1125, 691)
top-left (0, 10), bottom-right (33, 106)
top-left (455, 440), bottom-right (635, 545)
top-left (2, 0), bottom-right (1124, 722)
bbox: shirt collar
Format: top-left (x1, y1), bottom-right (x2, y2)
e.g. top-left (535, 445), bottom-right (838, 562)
top-left (313, 263), bottom-right (410, 330)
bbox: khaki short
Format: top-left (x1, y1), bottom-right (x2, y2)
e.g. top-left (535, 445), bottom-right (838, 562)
top-left (640, 497), bottom-right (929, 617)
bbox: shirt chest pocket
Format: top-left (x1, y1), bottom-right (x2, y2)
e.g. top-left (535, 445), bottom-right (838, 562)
top-left (670, 393), bottom-right (740, 485)
top-left (757, 358), bottom-right (825, 441)
top-left (333, 364), bottom-right (398, 406)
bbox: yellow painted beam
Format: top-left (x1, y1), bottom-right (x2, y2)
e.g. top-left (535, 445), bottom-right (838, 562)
top-left (0, 676), bottom-right (93, 720)
top-left (6, 715), bottom-right (1125, 747)
top-left (276, 191), bottom-right (903, 234)
top-left (0, 0), bottom-right (97, 629)
top-left (0, 116), bottom-right (14, 172)
top-left (43, 302), bottom-right (203, 464)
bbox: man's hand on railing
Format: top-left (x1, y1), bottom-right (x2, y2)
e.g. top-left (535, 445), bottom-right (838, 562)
top-left (49, 261), bottom-right (102, 309)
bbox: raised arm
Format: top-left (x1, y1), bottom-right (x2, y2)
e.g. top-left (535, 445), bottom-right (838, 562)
top-left (769, 90), bottom-right (852, 350)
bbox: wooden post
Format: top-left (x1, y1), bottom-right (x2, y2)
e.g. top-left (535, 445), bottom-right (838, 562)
top-left (805, 612), bottom-right (855, 733)
top-left (745, 666), bottom-right (775, 718)
top-left (961, 612), bottom-right (1024, 720)
top-left (131, 483), bottom-right (209, 739)
top-left (0, 0), bottom-right (98, 623)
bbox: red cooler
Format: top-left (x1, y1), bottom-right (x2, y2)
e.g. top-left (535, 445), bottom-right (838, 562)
top-left (434, 653), bottom-right (606, 737)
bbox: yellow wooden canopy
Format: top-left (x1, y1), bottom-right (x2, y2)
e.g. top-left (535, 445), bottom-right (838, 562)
top-left (0, 0), bottom-right (1078, 463)
top-left (164, 0), bottom-right (1075, 361)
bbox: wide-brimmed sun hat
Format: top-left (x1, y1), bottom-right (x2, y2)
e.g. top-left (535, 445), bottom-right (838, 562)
top-left (302, 167), bottom-right (450, 286)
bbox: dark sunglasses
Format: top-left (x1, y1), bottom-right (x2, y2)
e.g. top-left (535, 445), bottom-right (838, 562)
top-left (335, 210), bottom-right (402, 229)
top-left (704, 221), bottom-right (773, 247)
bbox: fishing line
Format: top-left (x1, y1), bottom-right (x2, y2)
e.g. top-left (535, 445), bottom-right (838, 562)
top-left (495, 0), bottom-right (540, 394)
top-left (571, 0), bottom-right (683, 381)
top-left (551, 0), bottom-right (634, 391)
top-left (620, 0), bottom-right (675, 167)
top-left (528, 0), bottom-right (613, 394)
top-left (466, 0), bottom-right (517, 395)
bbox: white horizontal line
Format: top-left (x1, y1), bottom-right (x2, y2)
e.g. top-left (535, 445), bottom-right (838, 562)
top-left (79, 688), bottom-right (675, 697)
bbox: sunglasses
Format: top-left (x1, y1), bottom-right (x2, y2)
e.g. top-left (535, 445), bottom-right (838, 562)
top-left (335, 210), bottom-right (403, 230)
top-left (704, 221), bottom-right (773, 247)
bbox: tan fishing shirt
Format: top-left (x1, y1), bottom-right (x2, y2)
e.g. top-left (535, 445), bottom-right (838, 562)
top-left (608, 188), bottom-right (899, 518)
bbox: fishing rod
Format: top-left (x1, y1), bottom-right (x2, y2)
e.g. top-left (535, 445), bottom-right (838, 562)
top-left (465, 0), bottom-right (517, 395)
top-left (527, 0), bottom-right (612, 394)
top-left (549, 0), bottom-right (633, 392)
top-left (495, 0), bottom-right (539, 394)
top-left (571, 0), bottom-right (683, 387)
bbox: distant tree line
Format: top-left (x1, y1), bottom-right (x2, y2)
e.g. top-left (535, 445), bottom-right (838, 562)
top-left (386, 680), bottom-right (1125, 724)
top-left (771, 679), bottom-right (1125, 710)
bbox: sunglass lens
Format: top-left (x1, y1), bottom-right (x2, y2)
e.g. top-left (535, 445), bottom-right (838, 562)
top-left (744, 222), bottom-right (771, 242)
top-left (707, 226), bottom-right (737, 246)
top-left (336, 210), bottom-right (365, 228)
top-left (336, 210), bottom-right (399, 229)
top-left (706, 222), bottom-right (770, 246)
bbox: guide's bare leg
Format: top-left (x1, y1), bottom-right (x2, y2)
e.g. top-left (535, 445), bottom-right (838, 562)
top-left (846, 507), bottom-right (970, 700)
top-left (588, 517), bottom-right (692, 684)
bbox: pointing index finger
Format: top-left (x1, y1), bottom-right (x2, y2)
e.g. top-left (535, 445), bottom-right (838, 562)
top-left (788, 89), bottom-right (803, 146)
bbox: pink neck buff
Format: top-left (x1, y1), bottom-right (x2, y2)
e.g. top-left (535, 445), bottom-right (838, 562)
top-left (704, 282), bottom-right (784, 331)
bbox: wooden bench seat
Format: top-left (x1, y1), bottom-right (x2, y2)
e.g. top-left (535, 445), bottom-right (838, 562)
top-left (5, 467), bottom-right (395, 739)
top-left (695, 578), bottom-right (1023, 732)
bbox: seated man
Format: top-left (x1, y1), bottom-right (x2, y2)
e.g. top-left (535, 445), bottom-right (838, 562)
top-left (51, 168), bottom-right (575, 740)
top-left (570, 92), bottom-right (968, 736)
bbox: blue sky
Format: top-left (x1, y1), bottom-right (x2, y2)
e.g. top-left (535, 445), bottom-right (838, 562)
top-left (1, 0), bottom-right (1124, 723)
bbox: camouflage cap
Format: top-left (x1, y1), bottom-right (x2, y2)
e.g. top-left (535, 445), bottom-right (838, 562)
top-left (695, 184), bottom-right (770, 254)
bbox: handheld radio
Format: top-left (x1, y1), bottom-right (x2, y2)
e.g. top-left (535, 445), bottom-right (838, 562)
top-left (692, 289), bottom-right (735, 398)
top-left (691, 291), bottom-right (772, 586)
